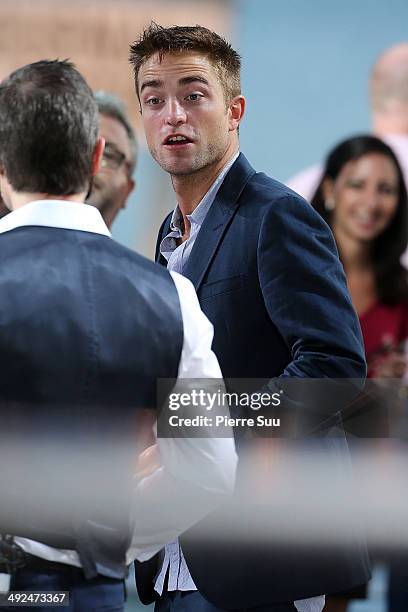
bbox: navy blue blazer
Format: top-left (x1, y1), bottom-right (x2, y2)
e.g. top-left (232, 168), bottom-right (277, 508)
top-left (137, 153), bottom-right (370, 608)
top-left (156, 153), bottom-right (366, 383)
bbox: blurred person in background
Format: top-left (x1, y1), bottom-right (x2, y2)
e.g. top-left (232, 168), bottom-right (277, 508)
top-left (310, 134), bottom-right (408, 612)
top-left (87, 91), bottom-right (137, 229)
top-left (311, 135), bottom-right (408, 383)
top-left (288, 43), bottom-right (408, 211)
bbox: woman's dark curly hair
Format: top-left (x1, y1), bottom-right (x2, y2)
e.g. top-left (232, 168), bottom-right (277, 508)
top-left (311, 134), bottom-right (408, 304)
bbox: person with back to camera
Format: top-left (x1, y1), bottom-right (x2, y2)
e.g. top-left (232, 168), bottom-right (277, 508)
top-left (0, 59), bottom-right (237, 612)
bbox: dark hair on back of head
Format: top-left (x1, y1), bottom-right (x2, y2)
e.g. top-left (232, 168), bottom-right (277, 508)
top-left (0, 59), bottom-right (98, 195)
top-left (129, 22), bottom-right (241, 102)
top-left (310, 134), bottom-right (408, 304)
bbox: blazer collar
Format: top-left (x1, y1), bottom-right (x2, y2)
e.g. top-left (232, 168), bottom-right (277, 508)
top-left (182, 153), bottom-right (256, 291)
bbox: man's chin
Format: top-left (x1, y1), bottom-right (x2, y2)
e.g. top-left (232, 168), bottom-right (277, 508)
top-left (158, 159), bottom-right (207, 177)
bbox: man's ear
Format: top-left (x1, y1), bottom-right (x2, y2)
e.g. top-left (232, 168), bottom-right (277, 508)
top-left (228, 95), bottom-right (245, 132)
top-left (91, 137), bottom-right (105, 176)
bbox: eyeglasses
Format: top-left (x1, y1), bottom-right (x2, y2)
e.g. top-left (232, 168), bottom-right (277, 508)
top-left (100, 142), bottom-right (128, 171)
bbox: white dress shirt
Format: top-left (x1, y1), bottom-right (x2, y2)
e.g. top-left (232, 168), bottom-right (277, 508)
top-left (0, 199), bottom-right (237, 567)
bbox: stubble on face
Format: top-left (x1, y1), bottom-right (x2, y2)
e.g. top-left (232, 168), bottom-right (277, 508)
top-left (159, 136), bottom-right (229, 178)
top-left (139, 52), bottom-right (234, 181)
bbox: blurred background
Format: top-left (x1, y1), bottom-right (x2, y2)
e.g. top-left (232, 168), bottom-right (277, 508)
top-left (2, 0), bottom-right (407, 259)
top-left (1, 1), bottom-right (408, 610)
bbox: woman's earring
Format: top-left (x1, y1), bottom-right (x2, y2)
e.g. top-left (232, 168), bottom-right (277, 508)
top-left (324, 198), bottom-right (335, 211)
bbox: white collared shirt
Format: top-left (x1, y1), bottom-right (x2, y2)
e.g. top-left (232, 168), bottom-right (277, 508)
top-left (0, 199), bottom-right (237, 567)
top-left (160, 151), bottom-right (239, 273)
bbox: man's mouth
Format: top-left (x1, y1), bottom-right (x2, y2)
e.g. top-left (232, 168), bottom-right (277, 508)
top-left (163, 134), bottom-right (193, 146)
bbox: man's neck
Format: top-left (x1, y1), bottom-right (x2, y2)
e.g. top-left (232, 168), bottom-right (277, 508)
top-left (171, 146), bottom-right (238, 218)
top-left (9, 191), bottom-right (87, 211)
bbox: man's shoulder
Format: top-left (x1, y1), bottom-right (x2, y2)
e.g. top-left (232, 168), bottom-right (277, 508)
top-left (237, 166), bottom-right (332, 243)
top-left (2, 225), bottom-right (172, 283)
top-left (87, 231), bottom-right (173, 281)
top-left (248, 169), bottom-right (299, 199)
top-left (242, 168), bottom-right (313, 217)
top-left (228, 153), bottom-right (311, 208)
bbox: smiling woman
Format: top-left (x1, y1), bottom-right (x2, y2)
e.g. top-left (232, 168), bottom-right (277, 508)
top-left (311, 135), bottom-right (408, 378)
top-left (310, 134), bottom-right (408, 611)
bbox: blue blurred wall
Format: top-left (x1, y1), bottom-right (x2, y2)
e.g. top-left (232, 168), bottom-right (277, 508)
top-left (235, 0), bottom-right (408, 182)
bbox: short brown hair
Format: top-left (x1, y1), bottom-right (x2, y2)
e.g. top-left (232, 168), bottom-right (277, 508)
top-left (0, 59), bottom-right (98, 195)
top-left (129, 23), bottom-right (241, 103)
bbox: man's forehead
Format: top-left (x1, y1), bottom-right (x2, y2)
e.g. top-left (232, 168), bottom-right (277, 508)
top-left (139, 51), bottom-right (217, 84)
top-left (99, 114), bottom-right (131, 156)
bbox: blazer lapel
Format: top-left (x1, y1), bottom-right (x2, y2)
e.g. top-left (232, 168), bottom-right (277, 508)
top-left (183, 153), bottom-right (256, 291)
top-left (155, 213), bottom-right (172, 265)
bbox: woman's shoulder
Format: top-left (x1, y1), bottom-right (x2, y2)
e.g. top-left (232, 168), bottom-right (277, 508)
top-left (360, 299), bottom-right (408, 320)
top-left (360, 299), bottom-right (408, 354)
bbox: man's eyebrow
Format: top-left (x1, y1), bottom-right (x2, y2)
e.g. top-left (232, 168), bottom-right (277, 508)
top-left (140, 79), bottom-right (163, 94)
top-left (140, 75), bottom-right (209, 94)
top-left (178, 75), bottom-right (210, 87)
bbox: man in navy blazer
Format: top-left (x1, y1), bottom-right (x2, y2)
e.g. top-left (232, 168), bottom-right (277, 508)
top-left (131, 23), bottom-right (369, 612)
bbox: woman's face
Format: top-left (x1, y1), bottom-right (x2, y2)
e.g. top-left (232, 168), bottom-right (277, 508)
top-left (326, 153), bottom-right (400, 242)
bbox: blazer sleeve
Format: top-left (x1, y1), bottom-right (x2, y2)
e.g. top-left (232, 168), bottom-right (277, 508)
top-left (257, 194), bottom-right (367, 381)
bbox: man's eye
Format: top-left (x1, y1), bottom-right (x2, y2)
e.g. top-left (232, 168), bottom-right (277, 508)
top-left (186, 93), bottom-right (202, 101)
top-left (146, 97), bottom-right (162, 105)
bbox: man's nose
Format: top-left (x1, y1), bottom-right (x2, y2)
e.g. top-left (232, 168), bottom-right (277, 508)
top-left (165, 99), bottom-right (187, 126)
